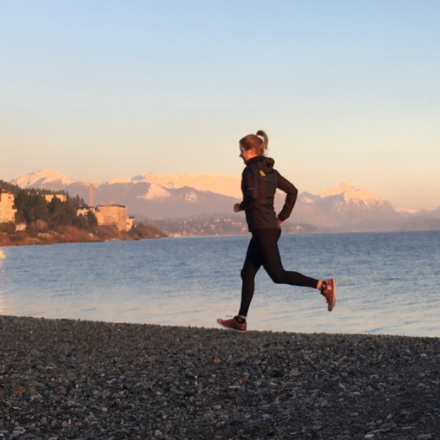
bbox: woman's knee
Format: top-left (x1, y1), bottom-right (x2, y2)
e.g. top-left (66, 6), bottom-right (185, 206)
top-left (269, 271), bottom-right (285, 284)
top-left (241, 268), bottom-right (251, 281)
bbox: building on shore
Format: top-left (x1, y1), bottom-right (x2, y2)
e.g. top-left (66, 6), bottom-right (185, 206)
top-left (95, 204), bottom-right (128, 231)
top-left (76, 207), bottom-right (90, 217)
top-left (44, 194), bottom-right (67, 203)
top-left (126, 216), bottom-right (135, 231)
top-left (0, 190), bottom-right (17, 223)
top-left (79, 204), bottom-right (135, 231)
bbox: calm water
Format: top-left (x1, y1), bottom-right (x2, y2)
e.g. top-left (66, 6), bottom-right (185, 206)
top-left (0, 231), bottom-right (439, 337)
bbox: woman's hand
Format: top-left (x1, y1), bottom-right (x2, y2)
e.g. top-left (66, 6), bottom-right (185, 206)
top-left (277, 215), bottom-right (283, 226)
top-left (233, 203), bottom-right (241, 213)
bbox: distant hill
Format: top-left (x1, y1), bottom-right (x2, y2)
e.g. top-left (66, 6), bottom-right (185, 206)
top-left (66, 181), bottom-right (240, 219)
top-left (290, 182), bottom-right (403, 231)
top-left (10, 170), bottom-right (241, 219)
top-left (400, 218), bottom-right (440, 231)
top-left (10, 169), bottom-right (76, 191)
top-left (8, 169), bottom-right (440, 233)
top-left (143, 214), bottom-right (320, 236)
top-left (114, 172), bottom-right (242, 199)
top-left (10, 169), bottom-right (242, 198)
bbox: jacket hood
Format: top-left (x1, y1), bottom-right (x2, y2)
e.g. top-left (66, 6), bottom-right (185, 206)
top-left (248, 156), bottom-right (275, 173)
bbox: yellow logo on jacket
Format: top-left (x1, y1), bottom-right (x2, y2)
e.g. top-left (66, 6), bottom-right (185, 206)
top-left (260, 170), bottom-right (266, 177)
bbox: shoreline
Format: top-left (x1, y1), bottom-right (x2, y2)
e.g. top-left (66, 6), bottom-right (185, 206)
top-left (0, 229), bottom-right (440, 248)
top-left (1, 315), bottom-right (439, 439)
top-left (0, 235), bottom-right (159, 248)
top-left (0, 226), bottom-right (167, 248)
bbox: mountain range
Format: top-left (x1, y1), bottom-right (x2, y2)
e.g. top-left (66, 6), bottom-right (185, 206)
top-left (8, 169), bottom-right (440, 233)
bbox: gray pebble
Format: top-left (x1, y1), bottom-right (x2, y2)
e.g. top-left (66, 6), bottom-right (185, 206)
top-left (1, 316), bottom-right (440, 440)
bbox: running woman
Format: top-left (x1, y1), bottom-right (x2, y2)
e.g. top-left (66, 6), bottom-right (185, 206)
top-left (217, 130), bottom-right (336, 332)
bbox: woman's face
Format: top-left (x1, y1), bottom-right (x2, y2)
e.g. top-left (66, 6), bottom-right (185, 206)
top-left (239, 145), bottom-right (255, 164)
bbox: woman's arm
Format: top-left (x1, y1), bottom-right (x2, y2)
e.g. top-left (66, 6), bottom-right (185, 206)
top-left (276, 172), bottom-right (298, 221)
top-left (237, 166), bottom-right (259, 211)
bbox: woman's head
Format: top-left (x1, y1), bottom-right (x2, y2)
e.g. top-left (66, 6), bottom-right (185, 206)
top-left (239, 130), bottom-right (268, 163)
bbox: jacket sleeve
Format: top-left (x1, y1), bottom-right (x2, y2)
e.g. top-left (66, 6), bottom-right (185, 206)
top-left (239, 165), bottom-right (258, 211)
top-left (276, 171), bottom-right (298, 221)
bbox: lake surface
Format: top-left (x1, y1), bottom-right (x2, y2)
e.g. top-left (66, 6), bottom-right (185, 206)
top-left (1, 231), bottom-right (439, 337)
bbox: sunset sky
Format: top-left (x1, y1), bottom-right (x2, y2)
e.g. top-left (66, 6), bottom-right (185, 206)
top-left (1, 1), bottom-right (439, 210)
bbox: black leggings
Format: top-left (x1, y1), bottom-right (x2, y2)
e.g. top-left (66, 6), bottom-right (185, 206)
top-left (239, 228), bottom-right (318, 317)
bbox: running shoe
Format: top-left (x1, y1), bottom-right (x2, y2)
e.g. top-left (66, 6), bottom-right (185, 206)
top-left (321, 279), bottom-right (336, 312)
top-left (217, 316), bottom-right (247, 332)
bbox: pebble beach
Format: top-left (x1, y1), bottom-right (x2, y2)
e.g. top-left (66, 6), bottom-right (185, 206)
top-left (1, 315), bottom-right (439, 440)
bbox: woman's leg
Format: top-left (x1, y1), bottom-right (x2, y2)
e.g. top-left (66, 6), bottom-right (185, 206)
top-left (219, 229), bottom-right (335, 330)
top-left (238, 236), bottom-right (263, 317)
top-left (253, 228), bottom-right (319, 287)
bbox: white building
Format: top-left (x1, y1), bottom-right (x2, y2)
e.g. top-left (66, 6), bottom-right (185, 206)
top-left (76, 207), bottom-right (90, 217)
top-left (126, 216), bottom-right (135, 231)
top-left (44, 194), bottom-right (67, 203)
top-left (0, 190), bottom-right (17, 223)
top-left (95, 204), bottom-right (128, 231)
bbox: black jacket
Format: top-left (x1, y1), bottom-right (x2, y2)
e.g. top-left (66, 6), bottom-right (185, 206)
top-left (239, 156), bottom-right (298, 232)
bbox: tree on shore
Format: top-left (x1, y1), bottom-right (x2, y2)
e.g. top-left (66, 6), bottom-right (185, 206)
top-left (0, 180), bottom-right (21, 195)
top-left (86, 210), bottom-right (98, 228)
top-left (14, 191), bottom-right (50, 225)
top-left (48, 197), bottom-right (70, 228)
top-left (13, 190), bottom-right (95, 231)
top-left (69, 194), bottom-right (87, 209)
top-left (132, 222), bottom-right (168, 239)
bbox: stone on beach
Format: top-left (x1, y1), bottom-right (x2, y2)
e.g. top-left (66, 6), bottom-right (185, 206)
top-left (1, 315), bottom-right (440, 439)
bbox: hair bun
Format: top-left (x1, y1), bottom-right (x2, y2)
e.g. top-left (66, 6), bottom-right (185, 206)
top-left (256, 130), bottom-right (268, 150)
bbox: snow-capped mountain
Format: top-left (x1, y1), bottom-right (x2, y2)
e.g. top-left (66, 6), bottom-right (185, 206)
top-left (395, 204), bottom-right (440, 231)
top-left (318, 181), bottom-right (386, 206)
top-left (64, 181), bottom-right (239, 219)
top-left (8, 170), bottom-right (242, 219)
top-left (10, 169), bottom-right (76, 190)
top-left (396, 206), bottom-right (440, 219)
top-left (396, 207), bottom-right (422, 218)
top-left (8, 169), bottom-right (438, 231)
top-left (290, 182), bottom-right (402, 230)
top-left (10, 169), bottom-right (241, 197)
top-left (111, 172), bottom-right (242, 199)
